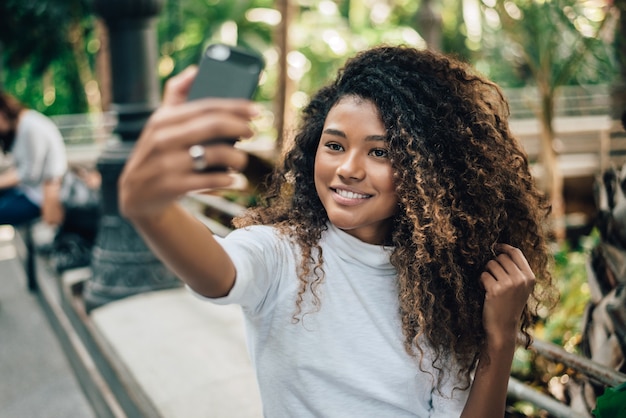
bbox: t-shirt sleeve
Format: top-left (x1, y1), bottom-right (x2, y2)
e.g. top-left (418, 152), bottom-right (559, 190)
top-left (188, 225), bottom-right (288, 316)
top-left (14, 120), bottom-right (41, 183)
top-left (14, 112), bottom-right (67, 183)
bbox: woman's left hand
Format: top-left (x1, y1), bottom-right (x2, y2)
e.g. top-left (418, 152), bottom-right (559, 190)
top-left (480, 243), bottom-right (536, 349)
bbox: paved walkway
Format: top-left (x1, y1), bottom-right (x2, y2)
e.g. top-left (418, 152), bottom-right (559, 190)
top-left (3, 220), bottom-right (264, 417)
top-left (0, 226), bottom-right (95, 418)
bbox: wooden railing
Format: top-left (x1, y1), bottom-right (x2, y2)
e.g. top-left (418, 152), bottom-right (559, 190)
top-left (509, 115), bottom-right (617, 178)
top-left (51, 112), bottom-right (115, 166)
top-left (503, 84), bottom-right (610, 120)
top-left (51, 98), bottom-right (621, 180)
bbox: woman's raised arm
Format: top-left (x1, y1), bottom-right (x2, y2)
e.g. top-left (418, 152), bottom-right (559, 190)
top-left (118, 67), bottom-right (258, 298)
top-left (461, 244), bottom-right (536, 418)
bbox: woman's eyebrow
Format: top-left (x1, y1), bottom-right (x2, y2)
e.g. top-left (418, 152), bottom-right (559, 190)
top-left (322, 129), bottom-right (386, 142)
top-left (322, 128), bottom-right (346, 138)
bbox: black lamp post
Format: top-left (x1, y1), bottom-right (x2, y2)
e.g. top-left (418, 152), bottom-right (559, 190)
top-left (84, 0), bottom-right (180, 311)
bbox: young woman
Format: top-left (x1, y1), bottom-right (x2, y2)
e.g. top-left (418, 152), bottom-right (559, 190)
top-left (119, 45), bottom-right (556, 417)
top-left (0, 91), bottom-right (67, 226)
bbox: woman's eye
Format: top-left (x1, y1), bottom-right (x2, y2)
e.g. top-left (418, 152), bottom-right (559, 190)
top-left (370, 148), bottom-right (389, 158)
top-left (326, 143), bottom-right (343, 151)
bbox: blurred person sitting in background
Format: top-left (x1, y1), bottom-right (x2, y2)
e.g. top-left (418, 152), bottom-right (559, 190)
top-left (0, 91), bottom-right (67, 227)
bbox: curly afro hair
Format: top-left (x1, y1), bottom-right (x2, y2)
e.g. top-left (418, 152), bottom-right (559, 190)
top-left (235, 45), bottom-right (556, 390)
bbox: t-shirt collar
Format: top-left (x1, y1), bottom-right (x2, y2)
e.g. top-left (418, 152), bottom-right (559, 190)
top-left (325, 222), bottom-right (396, 272)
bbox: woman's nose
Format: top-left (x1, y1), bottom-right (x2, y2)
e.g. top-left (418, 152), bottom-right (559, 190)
top-left (337, 152), bottom-right (365, 181)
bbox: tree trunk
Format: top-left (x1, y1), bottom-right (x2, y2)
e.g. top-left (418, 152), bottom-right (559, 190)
top-left (611, 0), bottom-right (626, 122)
top-left (95, 19), bottom-right (112, 112)
top-left (415, 0), bottom-right (443, 51)
top-left (68, 21), bottom-right (102, 113)
top-left (274, 0), bottom-right (296, 153)
top-left (538, 89), bottom-right (566, 241)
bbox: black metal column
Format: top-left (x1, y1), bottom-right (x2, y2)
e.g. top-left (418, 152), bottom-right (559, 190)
top-left (84, 0), bottom-right (180, 311)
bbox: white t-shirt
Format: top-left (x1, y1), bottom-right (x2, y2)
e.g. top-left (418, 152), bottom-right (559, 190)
top-left (11, 110), bottom-right (67, 205)
top-left (193, 223), bottom-right (469, 417)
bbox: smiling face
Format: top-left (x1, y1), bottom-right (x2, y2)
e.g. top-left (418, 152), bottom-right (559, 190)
top-left (314, 96), bottom-right (397, 245)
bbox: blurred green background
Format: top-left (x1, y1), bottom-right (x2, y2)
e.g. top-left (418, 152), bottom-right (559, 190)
top-left (0, 0), bottom-right (617, 116)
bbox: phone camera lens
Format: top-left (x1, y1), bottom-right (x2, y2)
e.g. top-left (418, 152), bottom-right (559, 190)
top-left (207, 44), bottom-right (231, 61)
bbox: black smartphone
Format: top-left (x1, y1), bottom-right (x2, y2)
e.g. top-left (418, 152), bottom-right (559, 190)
top-left (186, 44), bottom-right (264, 171)
top-left (187, 43), bottom-right (265, 102)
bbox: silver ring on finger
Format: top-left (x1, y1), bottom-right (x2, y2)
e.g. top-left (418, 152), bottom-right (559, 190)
top-left (188, 144), bottom-right (208, 172)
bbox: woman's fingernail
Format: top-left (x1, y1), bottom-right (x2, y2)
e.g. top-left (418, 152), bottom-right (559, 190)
top-left (250, 104), bottom-right (262, 117)
top-left (227, 173), bottom-right (248, 190)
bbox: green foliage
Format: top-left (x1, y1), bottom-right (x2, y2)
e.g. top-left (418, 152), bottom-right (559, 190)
top-left (1, 0), bottom-right (617, 116)
top-left (593, 382), bottom-right (626, 418)
top-left (1, 0), bottom-right (71, 72)
top-left (0, 0), bottom-right (95, 114)
top-left (441, 0), bottom-right (474, 62)
top-left (542, 232), bottom-right (597, 347)
top-left (158, 0), bottom-right (275, 78)
top-left (4, 55), bottom-right (87, 115)
top-left (479, 0), bottom-right (615, 88)
top-left (515, 231), bottom-right (597, 367)
top-left (510, 231), bottom-right (598, 415)
top-left (157, 0), bottom-right (433, 105)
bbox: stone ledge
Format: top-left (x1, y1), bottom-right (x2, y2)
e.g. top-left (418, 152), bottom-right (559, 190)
top-left (89, 287), bottom-right (263, 418)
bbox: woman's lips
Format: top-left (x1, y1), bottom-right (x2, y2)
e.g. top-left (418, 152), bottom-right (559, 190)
top-left (331, 187), bottom-right (372, 205)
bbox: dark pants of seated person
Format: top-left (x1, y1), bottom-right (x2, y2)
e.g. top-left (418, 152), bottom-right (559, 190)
top-left (0, 188), bottom-right (40, 226)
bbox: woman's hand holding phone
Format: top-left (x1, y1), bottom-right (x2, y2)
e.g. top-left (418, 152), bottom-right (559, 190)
top-left (118, 66), bottom-right (259, 221)
top-left (119, 44), bottom-right (264, 221)
top-left (118, 57), bottom-right (259, 300)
